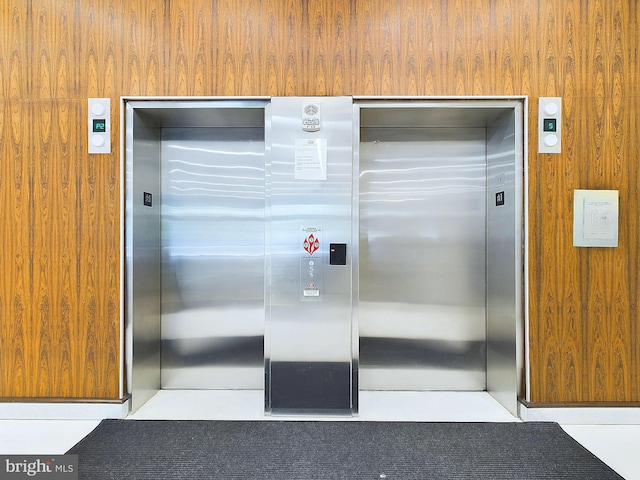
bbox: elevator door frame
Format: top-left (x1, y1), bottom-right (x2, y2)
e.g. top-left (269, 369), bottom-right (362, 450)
top-left (353, 97), bottom-right (526, 416)
top-left (123, 98), bottom-right (270, 412)
top-left (123, 96), bottom-right (526, 416)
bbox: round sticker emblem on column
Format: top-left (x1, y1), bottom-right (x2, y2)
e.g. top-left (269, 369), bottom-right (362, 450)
top-left (303, 233), bottom-right (320, 256)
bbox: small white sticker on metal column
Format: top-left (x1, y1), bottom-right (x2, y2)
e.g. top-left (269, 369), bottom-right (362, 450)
top-left (294, 138), bottom-right (327, 180)
top-left (88, 98), bottom-right (111, 154)
top-left (301, 102), bottom-right (322, 132)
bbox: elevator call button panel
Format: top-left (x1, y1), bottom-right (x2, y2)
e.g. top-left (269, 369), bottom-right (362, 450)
top-left (88, 98), bottom-right (111, 154)
top-left (538, 97), bottom-right (562, 154)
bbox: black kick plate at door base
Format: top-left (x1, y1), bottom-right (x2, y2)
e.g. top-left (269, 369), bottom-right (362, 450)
top-left (269, 362), bottom-right (352, 413)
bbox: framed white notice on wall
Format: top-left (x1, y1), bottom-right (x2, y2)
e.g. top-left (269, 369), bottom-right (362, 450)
top-left (573, 189), bottom-right (619, 247)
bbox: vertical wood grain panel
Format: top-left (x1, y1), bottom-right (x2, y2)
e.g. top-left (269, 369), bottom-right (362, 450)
top-left (517, 5), bottom-right (536, 97)
top-left (584, 0), bottom-right (635, 402)
top-left (627, 1), bottom-right (640, 402)
top-left (418, 2), bottom-right (440, 95)
top-left (449, 0), bottom-right (476, 95)
top-left (32, 100), bottom-right (78, 397)
top-left (533, 0), bottom-right (586, 402)
top-left (517, 2), bottom-right (538, 399)
top-left (490, 1), bottom-right (535, 96)
top-left (216, 0), bottom-right (265, 95)
top-left (262, 0), bottom-right (289, 95)
top-left (491, 1), bottom-right (514, 95)
top-left (80, 0), bottom-right (119, 98)
top-left (396, 1), bottom-right (420, 95)
top-left (0, 102), bottom-right (5, 392)
top-left (0, 7), bottom-right (5, 99)
top-left (0, 100), bottom-right (31, 397)
top-left (23, 3), bottom-right (54, 398)
top-left (32, 0), bottom-right (78, 100)
top-left (75, 0), bottom-right (120, 398)
top-left (256, 0), bottom-right (312, 95)
top-left (609, 0), bottom-right (636, 401)
top-left (532, 0), bottom-right (581, 402)
top-left (630, 90), bottom-right (640, 401)
top-left (1, 0), bottom-right (639, 403)
top-left (585, 0), bottom-right (634, 402)
top-left (307, 0), bottom-right (352, 95)
top-left (13, 0), bottom-right (121, 399)
top-left (531, 0), bottom-right (560, 402)
top-left (122, 0), bottom-right (164, 96)
top-left (2, 1), bottom-right (31, 100)
top-left (468, 0), bottom-right (490, 95)
top-left (30, 0), bottom-right (77, 398)
top-left (164, 0), bottom-right (214, 96)
top-left (0, 2), bottom-right (31, 397)
top-left (352, 0), bottom-right (397, 95)
top-left (529, 0), bottom-right (639, 403)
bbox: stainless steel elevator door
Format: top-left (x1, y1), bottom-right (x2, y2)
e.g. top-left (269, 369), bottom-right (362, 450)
top-left (359, 127), bottom-right (487, 390)
top-left (160, 127), bottom-right (265, 389)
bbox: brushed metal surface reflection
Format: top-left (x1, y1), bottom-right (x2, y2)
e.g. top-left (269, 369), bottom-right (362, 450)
top-left (126, 107), bottom-right (162, 411)
top-left (486, 106), bottom-right (524, 415)
top-left (358, 125), bottom-right (487, 390)
top-left (160, 126), bottom-right (265, 389)
top-left (265, 96), bottom-right (357, 415)
top-left (124, 97), bottom-right (523, 416)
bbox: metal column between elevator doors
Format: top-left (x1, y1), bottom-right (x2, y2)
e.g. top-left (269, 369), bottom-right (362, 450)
top-left (264, 96), bottom-right (358, 415)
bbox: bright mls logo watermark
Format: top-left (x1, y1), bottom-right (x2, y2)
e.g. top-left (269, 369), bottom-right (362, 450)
top-left (0, 456), bottom-right (77, 479)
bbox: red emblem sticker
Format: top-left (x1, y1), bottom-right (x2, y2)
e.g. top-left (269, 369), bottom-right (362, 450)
top-left (303, 234), bottom-right (320, 256)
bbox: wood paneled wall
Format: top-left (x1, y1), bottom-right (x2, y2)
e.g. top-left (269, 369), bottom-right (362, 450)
top-left (1, 0), bottom-right (638, 403)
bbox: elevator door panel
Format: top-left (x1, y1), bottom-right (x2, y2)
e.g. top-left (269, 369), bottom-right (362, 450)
top-left (359, 127), bottom-right (487, 390)
top-left (160, 127), bottom-right (265, 389)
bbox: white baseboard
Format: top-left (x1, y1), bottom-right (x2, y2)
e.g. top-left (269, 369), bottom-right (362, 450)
top-left (0, 400), bottom-right (130, 420)
top-left (5, 398), bottom-right (639, 424)
top-left (519, 402), bottom-right (640, 424)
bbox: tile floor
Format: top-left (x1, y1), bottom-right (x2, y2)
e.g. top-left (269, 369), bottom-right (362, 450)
top-left (1, 391), bottom-right (638, 479)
